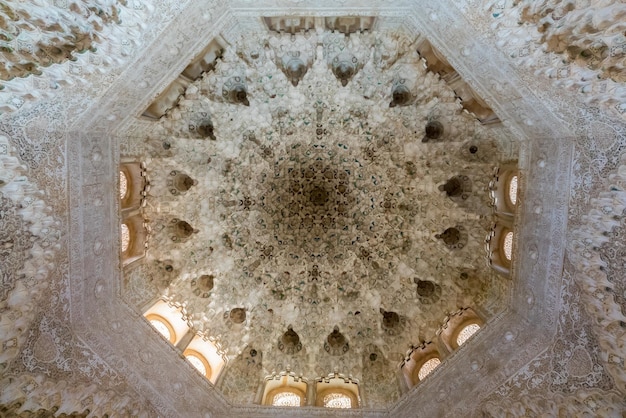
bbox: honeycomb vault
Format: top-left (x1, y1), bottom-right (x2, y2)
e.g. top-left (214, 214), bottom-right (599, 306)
top-left (1, 0), bottom-right (625, 417)
top-left (139, 27), bottom-right (509, 407)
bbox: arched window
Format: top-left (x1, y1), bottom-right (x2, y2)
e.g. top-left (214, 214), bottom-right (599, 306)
top-left (262, 372), bottom-right (307, 406)
top-left (438, 308), bottom-right (485, 351)
top-left (142, 301), bottom-right (227, 384)
top-left (487, 164), bottom-right (517, 276)
top-left (143, 300), bottom-right (191, 346)
top-left (315, 373), bottom-right (360, 408)
top-left (456, 323), bottom-right (481, 346)
top-left (182, 335), bottom-right (226, 383)
top-left (503, 231), bottom-right (513, 261)
top-left (120, 214), bottom-right (147, 266)
top-left (489, 165), bottom-right (518, 217)
top-left (323, 393), bottom-right (352, 409)
top-left (400, 341), bottom-right (441, 389)
top-left (145, 314), bottom-right (176, 344)
top-left (272, 391), bottom-right (303, 407)
top-left (120, 162), bottom-right (148, 267)
top-left (150, 319), bottom-right (172, 340)
top-left (121, 223), bottom-right (130, 253)
top-left (183, 349), bottom-right (212, 378)
top-left (486, 224), bottom-right (514, 277)
top-left (508, 175), bottom-right (518, 206)
top-left (119, 162), bottom-right (146, 211)
top-left (417, 357), bottom-right (441, 381)
top-left (120, 170), bottom-right (128, 199)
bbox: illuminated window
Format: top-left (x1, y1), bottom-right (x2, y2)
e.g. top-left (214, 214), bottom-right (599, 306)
top-left (186, 354), bottom-right (207, 376)
top-left (490, 165), bottom-right (518, 216)
top-left (144, 303), bottom-right (189, 346)
top-left (456, 323), bottom-right (481, 346)
top-left (120, 162), bottom-right (145, 211)
top-left (418, 357), bottom-right (441, 381)
top-left (272, 392), bottom-right (302, 407)
top-left (503, 231), bottom-right (513, 260)
top-left (120, 170), bottom-right (128, 199)
top-left (121, 223), bottom-right (130, 252)
top-left (263, 373), bottom-right (308, 406)
top-left (149, 319), bottom-right (172, 342)
top-left (323, 393), bottom-right (352, 409)
top-left (183, 340), bottom-right (223, 383)
top-left (508, 175), bottom-right (518, 206)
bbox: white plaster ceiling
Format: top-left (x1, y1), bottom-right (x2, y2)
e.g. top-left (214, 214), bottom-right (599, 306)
top-left (64, 1), bottom-right (575, 416)
top-left (137, 25), bottom-right (511, 407)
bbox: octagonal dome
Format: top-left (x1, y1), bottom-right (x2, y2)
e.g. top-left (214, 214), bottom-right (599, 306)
top-left (23, 3), bottom-right (567, 416)
top-left (2, 0), bottom-right (625, 417)
top-left (130, 24), bottom-right (512, 407)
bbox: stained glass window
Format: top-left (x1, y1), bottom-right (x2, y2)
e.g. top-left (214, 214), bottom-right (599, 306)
top-left (186, 354), bottom-right (207, 376)
top-left (418, 357), bottom-right (441, 380)
top-left (323, 393), bottom-right (351, 409)
top-left (150, 319), bottom-right (171, 341)
top-left (508, 175), bottom-right (518, 205)
top-left (503, 231), bottom-right (513, 260)
top-left (121, 223), bottom-right (130, 252)
top-left (456, 323), bottom-right (481, 346)
top-left (120, 170), bottom-right (128, 199)
top-left (272, 392), bottom-right (301, 407)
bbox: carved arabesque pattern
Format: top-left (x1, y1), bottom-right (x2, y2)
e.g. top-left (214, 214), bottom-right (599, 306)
top-left (0, 1), bottom-right (121, 82)
top-left (0, 132), bottom-right (158, 416)
top-left (566, 119), bottom-right (626, 395)
top-left (0, 1), bottom-right (624, 416)
top-left (453, 0), bottom-right (626, 119)
top-left (481, 262), bottom-right (623, 416)
top-left (0, 0), bottom-right (195, 118)
top-left (137, 29), bottom-right (510, 406)
top-left (0, 194), bottom-right (33, 302)
top-left (217, 347), bottom-right (264, 405)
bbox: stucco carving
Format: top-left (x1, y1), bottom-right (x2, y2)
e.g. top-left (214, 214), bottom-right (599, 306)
top-left (453, 0), bottom-right (626, 119)
top-left (0, 1), bottom-right (624, 416)
top-left (133, 28), bottom-right (513, 407)
top-left (0, 0), bottom-right (195, 116)
top-left (0, 1), bottom-right (121, 81)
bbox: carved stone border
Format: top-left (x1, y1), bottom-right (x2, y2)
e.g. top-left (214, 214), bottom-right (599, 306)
top-left (68, 131), bottom-right (231, 417)
top-left (72, 2), bottom-right (231, 133)
top-left (67, 1), bottom-right (572, 416)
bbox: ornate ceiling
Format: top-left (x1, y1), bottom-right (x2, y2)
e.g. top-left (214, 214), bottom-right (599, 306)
top-left (138, 28), bottom-right (509, 406)
top-left (0, 0), bottom-right (625, 417)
